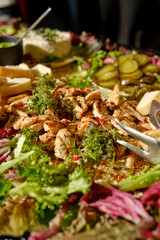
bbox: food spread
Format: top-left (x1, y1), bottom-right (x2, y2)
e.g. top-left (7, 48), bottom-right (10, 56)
top-left (1, 28), bottom-right (160, 240)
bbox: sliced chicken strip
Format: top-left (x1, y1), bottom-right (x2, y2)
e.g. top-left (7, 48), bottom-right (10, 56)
top-left (85, 90), bottom-right (102, 101)
top-left (54, 128), bottom-right (74, 159)
top-left (21, 116), bottom-right (38, 129)
top-left (44, 120), bottom-right (65, 135)
top-left (10, 96), bottom-right (29, 107)
top-left (106, 84), bottom-right (120, 110)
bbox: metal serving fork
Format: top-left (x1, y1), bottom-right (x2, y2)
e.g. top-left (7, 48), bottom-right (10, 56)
top-left (115, 118), bottom-right (160, 164)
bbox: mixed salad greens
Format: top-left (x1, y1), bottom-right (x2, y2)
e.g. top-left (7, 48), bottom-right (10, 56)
top-left (1, 27), bottom-right (160, 240)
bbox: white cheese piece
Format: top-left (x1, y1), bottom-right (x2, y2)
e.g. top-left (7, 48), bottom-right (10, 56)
top-left (0, 77), bottom-right (31, 97)
top-left (31, 63), bottom-right (53, 78)
top-left (23, 30), bottom-right (71, 62)
top-left (136, 90), bottom-right (160, 115)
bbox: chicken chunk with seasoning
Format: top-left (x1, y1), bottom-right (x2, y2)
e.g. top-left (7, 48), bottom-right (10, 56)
top-left (54, 128), bottom-right (74, 159)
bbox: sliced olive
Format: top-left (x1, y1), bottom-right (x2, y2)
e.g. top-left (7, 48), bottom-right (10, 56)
top-left (142, 63), bottom-right (160, 73)
top-left (94, 64), bottom-right (115, 78)
top-left (133, 54), bottom-right (150, 66)
top-left (119, 59), bottom-right (138, 74)
top-left (97, 70), bottom-right (118, 81)
top-left (118, 54), bottom-right (133, 65)
top-left (99, 78), bottom-right (120, 87)
top-left (119, 69), bottom-right (143, 80)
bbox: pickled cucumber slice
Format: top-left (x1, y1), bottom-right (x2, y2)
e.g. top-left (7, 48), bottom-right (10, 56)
top-left (119, 59), bottom-right (138, 73)
top-left (133, 54), bottom-right (150, 66)
top-left (119, 69), bottom-right (142, 80)
top-left (118, 54), bottom-right (133, 65)
top-left (142, 63), bottom-right (160, 73)
top-left (97, 70), bottom-right (118, 81)
top-left (94, 63), bottom-right (115, 78)
top-left (99, 78), bottom-right (120, 87)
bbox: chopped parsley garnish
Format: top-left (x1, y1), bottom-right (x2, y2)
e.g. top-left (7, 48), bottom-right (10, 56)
top-left (27, 75), bottom-right (62, 115)
top-left (70, 125), bottom-right (120, 166)
top-left (68, 72), bottom-right (92, 89)
top-left (36, 28), bottom-right (59, 41)
top-left (107, 50), bottom-right (121, 57)
top-left (88, 50), bottom-right (107, 73)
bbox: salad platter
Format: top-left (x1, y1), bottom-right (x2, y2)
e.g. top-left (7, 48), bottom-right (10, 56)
top-left (1, 25), bottom-right (160, 240)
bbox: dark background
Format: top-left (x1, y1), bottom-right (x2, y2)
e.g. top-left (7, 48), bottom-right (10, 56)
top-left (2, 0), bottom-right (160, 51)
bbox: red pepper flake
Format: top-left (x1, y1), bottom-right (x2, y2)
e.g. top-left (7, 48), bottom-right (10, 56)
top-left (68, 194), bottom-right (78, 203)
top-left (72, 154), bottom-right (81, 161)
top-left (17, 102), bottom-right (25, 107)
top-left (139, 121), bottom-right (146, 125)
top-left (31, 114), bottom-right (38, 117)
top-left (96, 116), bottom-right (104, 126)
top-left (37, 141), bottom-right (43, 145)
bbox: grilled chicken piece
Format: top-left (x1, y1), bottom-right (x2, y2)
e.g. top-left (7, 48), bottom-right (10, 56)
top-left (65, 87), bottom-right (84, 97)
top-left (73, 96), bottom-right (88, 120)
top-left (125, 155), bottom-right (135, 170)
top-left (54, 128), bottom-right (74, 159)
top-left (106, 84), bottom-right (120, 110)
top-left (30, 121), bottom-right (44, 132)
top-left (77, 116), bottom-right (98, 131)
top-left (44, 120), bottom-right (65, 135)
top-left (67, 121), bottom-right (78, 134)
top-left (39, 133), bottom-right (55, 144)
top-left (12, 116), bottom-right (24, 130)
top-left (10, 96), bottom-right (29, 107)
top-left (3, 105), bottom-right (28, 117)
top-left (21, 116), bottom-right (38, 129)
top-left (6, 94), bottom-right (28, 104)
top-left (12, 108), bottom-right (28, 117)
top-left (44, 108), bottom-right (59, 121)
top-left (85, 90), bottom-right (101, 101)
top-left (122, 101), bottom-right (145, 122)
top-left (93, 100), bottom-right (109, 120)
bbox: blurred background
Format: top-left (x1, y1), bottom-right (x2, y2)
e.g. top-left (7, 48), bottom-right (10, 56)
top-left (0, 0), bottom-right (160, 51)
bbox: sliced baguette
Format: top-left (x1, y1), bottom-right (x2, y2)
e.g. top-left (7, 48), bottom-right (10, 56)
top-left (0, 77), bottom-right (31, 97)
top-left (0, 63), bottom-right (33, 79)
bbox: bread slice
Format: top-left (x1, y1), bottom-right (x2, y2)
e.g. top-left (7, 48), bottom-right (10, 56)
top-left (0, 77), bottom-right (31, 97)
top-left (0, 63), bottom-right (33, 79)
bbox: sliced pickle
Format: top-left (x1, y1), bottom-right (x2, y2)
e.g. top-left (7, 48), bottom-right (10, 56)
top-left (97, 70), bottom-right (118, 81)
top-left (121, 78), bottom-right (139, 86)
top-left (133, 54), bottom-right (150, 66)
top-left (142, 63), bottom-right (160, 73)
top-left (119, 69), bottom-right (143, 80)
top-left (119, 59), bottom-right (138, 74)
top-left (94, 64), bottom-right (115, 78)
top-left (118, 54), bottom-right (133, 65)
top-left (139, 76), bottom-right (156, 84)
top-left (120, 85), bottom-right (134, 93)
top-left (99, 78), bottom-right (120, 87)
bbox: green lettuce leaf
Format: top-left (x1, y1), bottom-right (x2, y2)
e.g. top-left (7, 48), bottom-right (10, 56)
top-left (9, 167), bottom-right (92, 210)
top-left (0, 196), bottom-right (38, 237)
top-left (0, 177), bottom-right (12, 206)
top-left (118, 164), bottom-right (160, 191)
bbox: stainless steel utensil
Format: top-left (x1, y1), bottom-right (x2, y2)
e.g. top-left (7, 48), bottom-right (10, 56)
top-left (15, 7), bottom-right (52, 45)
top-left (115, 118), bottom-right (160, 164)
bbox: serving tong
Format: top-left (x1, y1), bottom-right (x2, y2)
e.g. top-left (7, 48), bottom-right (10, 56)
top-left (115, 100), bottom-right (160, 164)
